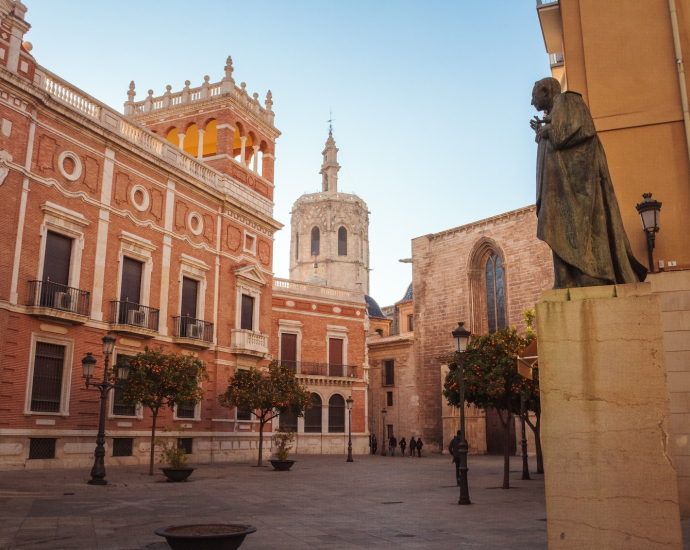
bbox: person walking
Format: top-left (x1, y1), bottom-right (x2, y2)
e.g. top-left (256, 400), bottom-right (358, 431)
top-left (449, 430), bottom-right (461, 485)
top-left (416, 437), bottom-right (424, 457)
top-left (371, 434), bottom-right (378, 454)
top-left (409, 437), bottom-right (417, 457)
top-left (389, 434), bottom-right (398, 457)
top-left (399, 437), bottom-right (407, 457)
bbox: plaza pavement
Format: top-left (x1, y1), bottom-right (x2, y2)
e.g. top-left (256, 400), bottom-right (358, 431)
top-left (0, 452), bottom-right (688, 549)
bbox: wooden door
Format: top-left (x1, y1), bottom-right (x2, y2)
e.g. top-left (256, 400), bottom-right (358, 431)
top-left (329, 338), bottom-right (343, 376)
top-left (281, 333), bottom-right (297, 371)
top-left (485, 407), bottom-right (517, 455)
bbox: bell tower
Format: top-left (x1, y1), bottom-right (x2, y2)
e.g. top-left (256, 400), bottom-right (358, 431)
top-left (289, 131), bottom-right (370, 293)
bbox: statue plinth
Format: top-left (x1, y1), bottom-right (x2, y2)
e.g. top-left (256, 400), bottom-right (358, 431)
top-left (536, 283), bottom-right (682, 549)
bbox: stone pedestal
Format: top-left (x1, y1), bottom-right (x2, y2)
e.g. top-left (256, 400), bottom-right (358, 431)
top-left (536, 283), bottom-right (682, 549)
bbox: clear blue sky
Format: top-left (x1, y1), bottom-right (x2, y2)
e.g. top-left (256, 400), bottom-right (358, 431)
top-left (26, 1), bottom-right (549, 306)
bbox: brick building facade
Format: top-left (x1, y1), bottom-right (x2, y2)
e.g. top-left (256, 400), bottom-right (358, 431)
top-left (0, 0), bottom-right (368, 470)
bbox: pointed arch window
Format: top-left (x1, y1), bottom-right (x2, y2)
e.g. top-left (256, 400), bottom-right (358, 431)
top-left (311, 227), bottom-right (320, 256)
top-left (338, 227), bottom-right (347, 256)
top-left (485, 254), bottom-right (506, 334)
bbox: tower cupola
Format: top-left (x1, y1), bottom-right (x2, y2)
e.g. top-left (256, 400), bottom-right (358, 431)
top-left (320, 132), bottom-right (340, 193)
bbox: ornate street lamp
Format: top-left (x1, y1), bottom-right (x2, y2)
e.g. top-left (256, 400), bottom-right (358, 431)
top-left (82, 332), bottom-right (130, 486)
top-left (346, 396), bottom-right (354, 462)
top-left (635, 193), bottom-right (662, 272)
top-left (451, 321), bottom-right (472, 505)
top-left (380, 408), bottom-right (387, 456)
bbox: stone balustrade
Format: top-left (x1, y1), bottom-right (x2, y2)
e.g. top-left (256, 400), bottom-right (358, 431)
top-left (126, 56), bottom-right (275, 128)
top-left (273, 278), bottom-right (366, 303)
top-left (34, 66), bottom-right (274, 218)
top-left (230, 329), bottom-right (269, 356)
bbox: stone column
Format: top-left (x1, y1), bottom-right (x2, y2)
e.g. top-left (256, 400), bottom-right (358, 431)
top-left (252, 146), bottom-right (260, 173)
top-left (90, 147), bottom-right (115, 320)
top-left (197, 129), bottom-right (205, 159)
top-left (239, 136), bottom-right (247, 165)
top-left (177, 133), bottom-right (185, 150)
top-left (536, 283), bottom-right (682, 549)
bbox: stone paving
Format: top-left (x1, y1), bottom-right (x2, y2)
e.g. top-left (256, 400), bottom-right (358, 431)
top-left (0, 452), bottom-right (688, 549)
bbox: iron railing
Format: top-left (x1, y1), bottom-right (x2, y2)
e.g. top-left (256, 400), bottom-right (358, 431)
top-left (109, 300), bottom-right (159, 332)
top-left (27, 280), bottom-right (90, 316)
top-left (172, 316), bottom-right (214, 343)
top-left (279, 361), bottom-right (358, 378)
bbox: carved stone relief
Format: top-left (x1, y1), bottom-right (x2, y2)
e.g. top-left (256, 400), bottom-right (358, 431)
top-left (174, 200), bottom-right (188, 230)
top-left (150, 188), bottom-right (164, 221)
top-left (226, 225), bottom-right (242, 251)
top-left (203, 214), bottom-right (215, 243)
top-left (83, 156), bottom-right (100, 193)
top-left (36, 134), bottom-right (57, 174)
top-left (258, 240), bottom-right (270, 266)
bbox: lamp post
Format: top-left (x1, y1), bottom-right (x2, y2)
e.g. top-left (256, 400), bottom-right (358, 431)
top-left (635, 193), bottom-right (662, 272)
top-left (452, 321), bottom-right (472, 505)
top-left (346, 396), bottom-right (354, 462)
top-left (520, 394), bottom-right (530, 480)
top-left (81, 332), bottom-right (130, 486)
top-left (381, 408), bottom-right (387, 456)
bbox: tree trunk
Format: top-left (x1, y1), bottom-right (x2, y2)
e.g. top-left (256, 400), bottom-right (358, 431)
top-left (499, 409), bottom-right (512, 489)
top-left (149, 409), bottom-right (158, 476)
top-left (257, 416), bottom-right (265, 467)
top-left (526, 412), bottom-right (544, 474)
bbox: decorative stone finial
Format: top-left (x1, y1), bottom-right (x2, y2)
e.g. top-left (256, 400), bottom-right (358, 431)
top-left (147, 89), bottom-right (154, 98)
top-left (253, 92), bottom-right (259, 101)
top-left (265, 90), bottom-right (273, 111)
top-left (166, 85), bottom-right (172, 92)
top-left (221, 56), bottom-right (236, 93)
top-left (22, 41), bottom-right (32, 52)
top-left (240, 82), bottom-right (246, 91)
top-left (127, 81), bottom-right (136, 102)
top-left (184, 80), bottom-right (191, 87)
top-left (204, 75), bottom-right (210, 83)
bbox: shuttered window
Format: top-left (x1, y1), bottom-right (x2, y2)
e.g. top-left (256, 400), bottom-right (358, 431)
top-left (383, 360), bottom-right (395, 386)
top-left (181, 277), bottom-right (198, 318)
top-left (328, 394), bottom-right (345, 433)
top-left (30, 342), bottom-right (65, 412)
top-left (281, 333), bottom-right (297, 371)
top-left (338, 227), bottom-right (347, 256)
top-left (241, 294), bottom-right (254, 331)
top-left (120, 257), bottom-right (143, 305)
top-left (304, 393), bottom-right (322, 433)
top-left (43, 231), bottom-right (72, 286)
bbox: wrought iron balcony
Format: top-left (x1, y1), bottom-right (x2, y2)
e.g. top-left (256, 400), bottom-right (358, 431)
top-left (279, 361), bottom-right (358, 379)
top-left (26, 280), bottom-right (90, 322)
top-left (109, 300), bottom-right (159, 334)
top-left (172, 316), bottom-right (214, 347)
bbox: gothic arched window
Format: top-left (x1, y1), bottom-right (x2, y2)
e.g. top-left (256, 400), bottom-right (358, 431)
top-left (485, 254), bottom-right (506, 334)
top-left (338, 227), bottom-right (347, 256)
top-left (311, 227), bottom-right (320, 256)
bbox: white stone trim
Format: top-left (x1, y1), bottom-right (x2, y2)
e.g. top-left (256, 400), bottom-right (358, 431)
top-left (173, 401), bottom-right (202, 422)
top-left (116, 231), bottom-right (155, 307)
top-left (130, 184), bottom-right (150, 212)
top-left (36, 203), bottom-right (89, 290)
top-left (243, 230), bottom-right (256, 255)
top-left (23, 332), bottom-right (74, 417)
top-left (188, 211), bottom-right (203, 236)
top-left (178, 255), bottom-right (208, 322)
top-left (326, 325), bottom-right (349, 367)
top-left (236, 283), bottom-right (261, 332)
top-left (57, 150), bottom-right (82, 181)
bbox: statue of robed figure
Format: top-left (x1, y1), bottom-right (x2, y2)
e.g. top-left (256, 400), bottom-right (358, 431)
top-left (531, 77), bottom-right (647, 289)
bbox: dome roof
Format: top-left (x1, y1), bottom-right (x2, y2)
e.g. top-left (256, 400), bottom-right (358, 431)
top-left (398, 282), bottom-right (413, 303)
top-left (365, 294), bottom-right (387, 319)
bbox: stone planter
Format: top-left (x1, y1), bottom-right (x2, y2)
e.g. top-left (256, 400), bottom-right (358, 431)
top-left (269, 459), bottom-right (295, 471)
top-left (160, 467), bottom-right (195, 482)
top-left (155, 524), bottom-right (256, 550)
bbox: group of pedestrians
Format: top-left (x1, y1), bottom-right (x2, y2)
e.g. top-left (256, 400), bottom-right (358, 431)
top-left (369, 434), bottom-right (424, 457)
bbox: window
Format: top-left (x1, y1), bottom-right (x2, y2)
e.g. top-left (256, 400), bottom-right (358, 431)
top-left (338, 227), bottom-right (347, 256)
top-left (241, 294), bottom-right (254, 331)
top-left (119, 256), bottom-right (144, 324)
top-left (179, 276), bottom-right (199, 338)
top-left (111, 351), bottom-right (137, 417)
top-left (387, 391), bottom-right (393, 407)
top-left (244, 232), bottom-right (256, 255)
top-left (311, 226), bottom-right (320, 256)
top-left (29, 438), bottom-right (56, 459)
top-left (176, 401), bottom-right (196, 419)
top-left (295, 233), bottom-right (299, 260)
top-left (485, 254), bottom-right (506, 334)
top-left (387, 424), bottom-right (394, 440)
top-left (407, 315), bottom-right (414, 332)
top-left (279, 410), bottom-right (298, 431)
top-left (304, 393), bottom-right (322, 433)
top-left (328, 394), bottom-right (345, 433)
top-left (177, 438), bottom-right (193, 455)
top-left (30, 342), bottom-right (66, 413)
top-left (383, 360), bottom-right (395, 387)
top-left (237, 408), bottom-right (252, 421)
top-left (40, 231), bottom-right (73, 308)
top-left (328, 338), bottom-right (344, 376)
top-left (112, 438), bottom-right (133, 457)
top-left (281, 333), bottom-right (298, 371)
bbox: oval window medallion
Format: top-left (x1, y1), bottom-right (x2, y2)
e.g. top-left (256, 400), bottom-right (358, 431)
top-left (333, 307), bottom-right (342, 313)
top-left (286, 300), bottom-right (295, 307)
top-left (57, 151), bottom-right (82, 181)
top-left (130, 184), bottom-right (150, 211)
top-left (188, 212), bottom-right (203, 235)
top-left (356, 310), bottom-right (361, 316)
top-left (311, 304), bottom-right (317, 310)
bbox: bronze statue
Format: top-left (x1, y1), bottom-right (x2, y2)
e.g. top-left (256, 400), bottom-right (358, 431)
top-left (531, 77), bottom-right (647, 289)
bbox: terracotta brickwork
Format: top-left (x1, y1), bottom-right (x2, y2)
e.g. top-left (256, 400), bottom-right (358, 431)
top-left (0, 1), bottom-right (368, 469)
top-left (411, 205), bottom-right (553, 451)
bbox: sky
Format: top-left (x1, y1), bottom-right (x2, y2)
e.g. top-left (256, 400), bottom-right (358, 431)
top-left (25, 1), bottom-right (549, 307)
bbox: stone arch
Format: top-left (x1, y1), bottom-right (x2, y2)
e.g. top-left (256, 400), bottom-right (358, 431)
top-left (466, 236), bottom-right (509, 335)
top-left (304, 392), bottom-right (323, 433)
top-left (182, 123), bottom-right (199, 156)
top-left (338, 225), bottom-right (347, 256)
top-left (311, 225), bottom-right (321, 257)
top-left (201, 119), bottom-right (218, 156)
top-left (328, 393), bottom-right (345, 433)
top-left (165, 126), bottom-right (180, 147)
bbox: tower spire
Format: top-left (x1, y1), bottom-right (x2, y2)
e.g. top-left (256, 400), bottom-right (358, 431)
top-left (320, 120), bottom-right (340, 193)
